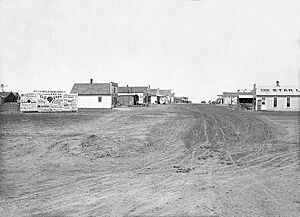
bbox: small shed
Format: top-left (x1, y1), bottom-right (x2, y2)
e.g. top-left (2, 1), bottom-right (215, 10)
top-left (0, 92), bottom-right (21, 113)
top-left (174, 96), bottom-right (190, 103)
top-left (0, 92), bottom-right (20, 103)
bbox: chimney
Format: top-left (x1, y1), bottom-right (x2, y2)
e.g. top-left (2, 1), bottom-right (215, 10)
top-left (276, 81), bottom-right (280, 87)
top-left (90, 79), bottom-right (93, 84)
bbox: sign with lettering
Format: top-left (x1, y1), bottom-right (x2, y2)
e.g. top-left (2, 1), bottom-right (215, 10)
top-left (256, 86), bottom-right (300, 96)
top-left (20, 91), bottom-right (78, 112)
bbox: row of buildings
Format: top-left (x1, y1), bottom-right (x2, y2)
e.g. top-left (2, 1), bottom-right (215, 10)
top-left (69, 79), bottom-right (190, 109)
top-left (217, 81), bottom-right (300, 111)
top-left (0, 79), bottom-right (191, 113)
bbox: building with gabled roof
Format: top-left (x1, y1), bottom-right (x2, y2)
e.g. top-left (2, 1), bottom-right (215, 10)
top-left (0, 92), bottom-right (20, 104)
top-left (0, 92), bottom-right (20, 114)
top-left (70, 79), bottom-right (118, 109)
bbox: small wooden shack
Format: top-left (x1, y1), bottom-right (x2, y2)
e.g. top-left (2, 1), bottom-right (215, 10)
top-left (0, 92), bottom-right (20, 103)
top-left (0, 92), bottom-right (21, 113)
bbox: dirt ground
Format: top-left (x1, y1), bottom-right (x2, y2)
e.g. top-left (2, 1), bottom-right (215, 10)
top-left (0, 104), bottom-right (299, 217)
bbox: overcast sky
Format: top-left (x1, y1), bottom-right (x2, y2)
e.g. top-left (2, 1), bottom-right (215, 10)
top-left (1, 0), bottom-right (300, 102)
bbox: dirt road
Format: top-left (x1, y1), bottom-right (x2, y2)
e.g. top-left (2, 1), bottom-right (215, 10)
top-left (0, 104), bottom-right (299, 217)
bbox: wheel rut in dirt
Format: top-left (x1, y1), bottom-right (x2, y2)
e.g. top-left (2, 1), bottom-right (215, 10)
top-left (0, 104), bottom-right (298, 217)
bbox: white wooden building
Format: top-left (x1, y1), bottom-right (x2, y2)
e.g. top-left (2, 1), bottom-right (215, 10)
top-left (150, 89), bottom-right (173, 104)
top-left (159, 89), bottom-right (173, 104)
top-left (254, 81), bottom-right (300, 111)
top-left (70, 79), bottom-right (118, 109)
top-left (218, 89), bottom-right (254, 105)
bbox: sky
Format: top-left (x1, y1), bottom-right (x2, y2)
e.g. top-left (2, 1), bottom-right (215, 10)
top-left (1, 0), bottom-right (300, 102)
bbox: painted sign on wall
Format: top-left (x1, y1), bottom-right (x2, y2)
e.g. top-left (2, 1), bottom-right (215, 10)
top-left (20, 90), bottom-right (78, 112)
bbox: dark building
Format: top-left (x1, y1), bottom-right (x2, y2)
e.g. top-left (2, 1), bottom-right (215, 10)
top-left (0, 92), bottom-right (20, 103)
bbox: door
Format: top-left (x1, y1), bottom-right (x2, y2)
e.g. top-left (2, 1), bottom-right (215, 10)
top-left (133, 94), bottom-right (139, 105)
top-left (261, 98), bottom-right (266, 110)
top-left (257, 99), bottom-right (262, 111)
top-left (112, 97), bottom-right (117, 108)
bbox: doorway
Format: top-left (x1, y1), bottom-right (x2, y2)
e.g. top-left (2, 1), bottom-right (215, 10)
top-left (133, 94), bottom-right (139, 105)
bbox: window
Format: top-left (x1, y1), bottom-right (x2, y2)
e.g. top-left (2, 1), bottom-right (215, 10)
top-left (273, 97), bottom-right (277, 107)
top-left (287, 97), bottom-right (290, 107)
top-left (98, 96), bottom-right (102, 102)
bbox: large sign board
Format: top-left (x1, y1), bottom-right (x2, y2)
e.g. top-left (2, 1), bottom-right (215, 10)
top-left (256, 86), bottom-right (300, 96)
top-left (20, 90), bottom-right (78, 112)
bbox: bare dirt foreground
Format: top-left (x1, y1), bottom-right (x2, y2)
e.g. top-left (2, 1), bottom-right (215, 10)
top-left (0, 104), bottom-right (299, 217)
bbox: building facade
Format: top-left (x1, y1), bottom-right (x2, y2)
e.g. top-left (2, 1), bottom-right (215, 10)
top-left (70, 80), bottom-right (118, 109)
top-left (158, 89), bottom-right (173, 104)
top-left (174, 96), bottom-right (191, 103)
top-left (221, 92), bottom-right (239, 105)
top-left (254, 81), bottom-right (300, 111)
top-left (150, 89), bottom-right (173, 104)
top-left (118, 86), bottom-right (151, 106)
top-left (219, 89), bottom-right (253, 106)
top-left (150, 89), bottom-right (159, 104)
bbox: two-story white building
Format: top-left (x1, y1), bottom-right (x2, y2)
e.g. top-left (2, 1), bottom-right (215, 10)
top-left (254, 81), bottom-right (300, 111)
